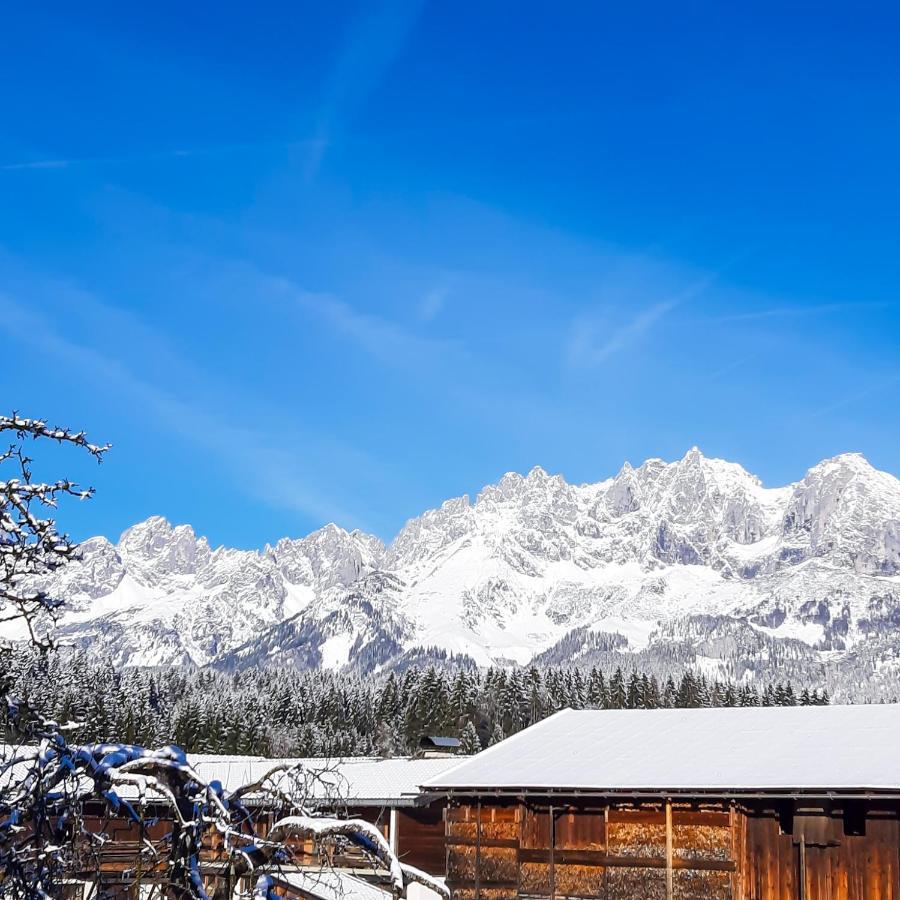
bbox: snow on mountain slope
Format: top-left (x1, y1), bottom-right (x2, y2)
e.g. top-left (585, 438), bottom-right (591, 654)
top-left (9, 450), bottom-right (900, 697)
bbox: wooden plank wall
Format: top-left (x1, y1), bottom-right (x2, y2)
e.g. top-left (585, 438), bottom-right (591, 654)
top-left (397, 803), bottom-right (448, 875)
top-left (447, 798), bottom-right (900, 900)
top-left (739, 804), bottom-right (900, 900)
top-left (447, 800), bottom-right (735, 900)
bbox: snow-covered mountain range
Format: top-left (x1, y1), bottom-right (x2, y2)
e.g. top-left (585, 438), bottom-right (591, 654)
top-left (12, 450), bottom-right (900, 699)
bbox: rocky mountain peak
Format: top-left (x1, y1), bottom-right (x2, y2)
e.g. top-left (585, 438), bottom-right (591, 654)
top-left (605, 462), bottom-right (643, 516)
top-left (476, 465), bottom-right (572, 509)
top-left (783, 452), bottom-right (900, 574)
top-left (118, 515), bottom-right (211, 582)
top-left (11, 451), bottom-right (900, 697)
top-left (270, 523), bottom-right (384, 589)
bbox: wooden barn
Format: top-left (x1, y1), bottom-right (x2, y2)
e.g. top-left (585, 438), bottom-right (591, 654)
top-left (424, 705), bottom-right (900, 900)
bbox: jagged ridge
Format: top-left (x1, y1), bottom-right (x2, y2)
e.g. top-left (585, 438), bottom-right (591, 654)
top-left (10, 450), bottom-right (900, 699)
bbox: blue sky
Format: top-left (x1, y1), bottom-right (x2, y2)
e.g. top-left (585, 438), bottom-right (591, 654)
top-left (2, 1), bottom-right (899, 548)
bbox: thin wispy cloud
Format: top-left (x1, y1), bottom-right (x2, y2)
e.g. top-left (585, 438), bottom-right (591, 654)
top-left (238, 265), bottom-right (580, 445)
top-left (566, 268), bottom-right (723, 369)
top-left (0, 139), bottom-right (328, 172)
top-left (719, 300), bottom-right (895, 323)
top-left (0, 291), bottom-right (374, 531)
top-left (806, 371), bottom-right (900, 420)
top-left (708, 352), bottom-right (759, 382)
top-left (266, 275), bottom-right (459, 367)
top-left (1, 159), bottom-right (72, 171)
top-left (307, 0), bottom-right (424, 178)
top-left (567, 299), bottom-right (678, 368)
top-left (419, 286), bottom-right (449, 321)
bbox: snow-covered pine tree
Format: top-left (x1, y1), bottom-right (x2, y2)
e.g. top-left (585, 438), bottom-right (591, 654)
top-left (609, 667), bottom-right (627, 709)
top-left (459, 719), bottom-right (483, 754)
top-left (663, 675), bottom-right (677, 708)
top-left (626, 670), bottom-right (641, 709)
top-left (587, 666), bottom-right (608, 709)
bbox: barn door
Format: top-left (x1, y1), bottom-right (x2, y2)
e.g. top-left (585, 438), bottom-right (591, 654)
top-left (792, 812), bottom-right (841, 900)
top-left (792, 812), bottom-right (900, 900)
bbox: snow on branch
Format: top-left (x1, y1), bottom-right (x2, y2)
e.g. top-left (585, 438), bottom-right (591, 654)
top-left (1, 701), bottom-right (445, 900)
top-left (400, 862), bottom-right (450, 900)
top-left (250, 814), bottom-right (404, 891)
top-left (0, 411), bottom-right (110, 646)
top-left (0, 412), bottom-right (449, 899)
top-left (0, 414), bottom-right (111, 460)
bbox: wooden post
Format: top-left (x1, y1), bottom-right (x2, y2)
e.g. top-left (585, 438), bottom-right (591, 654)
top-left (444, 805), bottom-right (450, 892)
top-left (390, 807), bottom-right (400, 856)
top-left (130, 821), bottom-right (144, 900)
top-left (603, 805), bottom-right (609, 898)
top-left (729, 801), bottom-right (738, 900)
top-left (549, 804), bottom-right (556, 900)
top-left (665, 799), bottom-right (674, 900)
top-left (475, 801), bottom-right (481, 900)
top-left (799, 834), bottom-right (807, 900)
top-left (515, 803), bottom-right (522, 898)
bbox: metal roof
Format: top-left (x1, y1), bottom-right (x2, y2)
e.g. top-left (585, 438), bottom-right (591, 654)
top-left (423, 705), bottom-right (900, 796)
top-left (420, 737), bottom-right (460, 748)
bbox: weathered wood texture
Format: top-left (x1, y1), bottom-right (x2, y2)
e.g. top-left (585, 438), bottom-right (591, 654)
top-left (397, 803), bottom-right (448, 875)
top-left (447, 798), bottom-right (900, 900)
top-left (740, 804), bottom-right (900, 900)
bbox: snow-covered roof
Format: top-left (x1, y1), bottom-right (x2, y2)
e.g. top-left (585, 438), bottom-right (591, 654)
top-left (0, 747), bottom-right (461, 808)
top-left (273, 869), bottom-right (391, 900)
top-left (424, 706), bottom-right (900, 795)
top-left (190, 755), bottom-right (461, 806)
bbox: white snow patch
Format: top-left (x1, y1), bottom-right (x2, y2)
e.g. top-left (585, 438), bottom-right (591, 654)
top-left (694, 655), bottom-right (728, 679)
top-left (589, 617), bottom-right (657, 651)
top-left (320, 633), bottom-right (354, 670)
top-left (753, 618), bottom-right (825, 645)
top-left (282, 581), bottom-right (315, 617)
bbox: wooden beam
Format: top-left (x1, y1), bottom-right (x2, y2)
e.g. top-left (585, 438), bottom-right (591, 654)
top-left (603, 804), bottom-right (609, 899)
top-left (444, 804), bottom-right (450, 894)
top-left (729, 800), bottom-right (739, 900)
top-left (475, 800), bottom-right (481, 900)
top-left (666, 798), bottom-right (674, 900)
top-left (390, 807), bottom-right (399, 856)
top-left (445, 880), bottom-right (518, 891)
top-left (517, 848), bottom-right (736, 871)
top-left (515, 802), bottom-right (522, 897)
top-left (446, 836), bottom-right (520, 849)
top-left (799, 834), bottom-right (807, 900)
top-left (549, 803), bottom-right (555, 900)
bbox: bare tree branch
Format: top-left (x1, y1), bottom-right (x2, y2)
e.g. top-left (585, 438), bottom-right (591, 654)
top-left (0, 414), bottom-right (449, 900)
top-left (0, 411), bottom-right (110, 648)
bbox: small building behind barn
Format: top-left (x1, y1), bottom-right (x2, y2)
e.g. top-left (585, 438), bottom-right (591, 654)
top-left (41, 753), bottom-right (459, 899)
top-left (424, 705), bottom-right (900, 900)
top-left (421, 736), bottom-right (463, 756)
top-left (192, 754), bottom-right (455, 878)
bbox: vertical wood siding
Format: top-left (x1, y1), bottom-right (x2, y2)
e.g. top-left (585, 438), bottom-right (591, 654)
top-left (447, 798), bottom-right (900, 900)
top-left (396, 803), bottom-right (448, 875)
